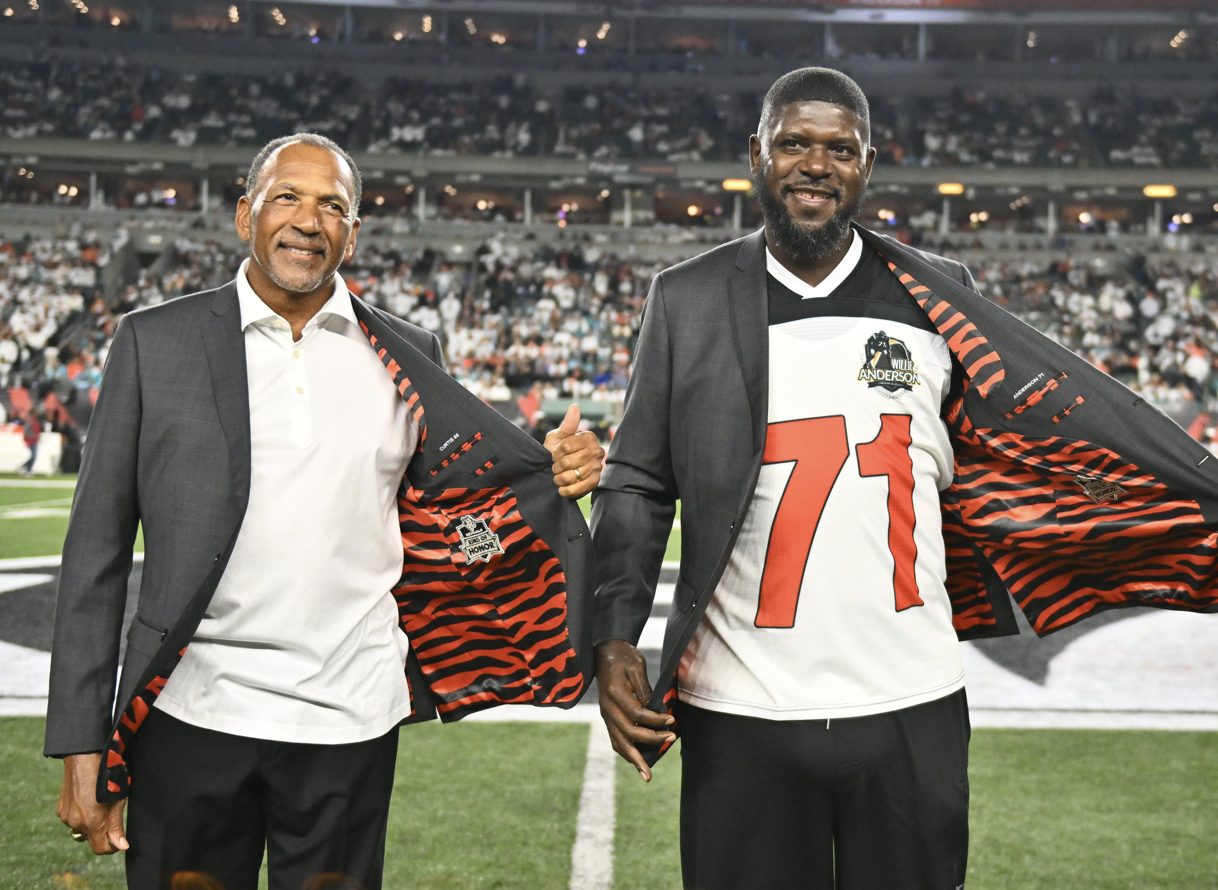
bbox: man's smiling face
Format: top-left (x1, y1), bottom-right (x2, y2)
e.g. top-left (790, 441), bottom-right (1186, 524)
top-left (237, 142), bottom-right (360, 296)
top-left (750, 100), bottom-right (875, 265)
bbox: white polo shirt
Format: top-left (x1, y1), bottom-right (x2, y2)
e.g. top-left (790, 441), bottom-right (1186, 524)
top-left (156, 262), bottom-right (419, 744)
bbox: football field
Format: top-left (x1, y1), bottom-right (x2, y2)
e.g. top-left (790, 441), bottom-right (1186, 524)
top-left (2, 478), bottom-right (1217, 889)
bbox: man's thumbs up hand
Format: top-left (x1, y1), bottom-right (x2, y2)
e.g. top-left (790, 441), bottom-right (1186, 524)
top-left (544, 405), bottom-right (605, 499)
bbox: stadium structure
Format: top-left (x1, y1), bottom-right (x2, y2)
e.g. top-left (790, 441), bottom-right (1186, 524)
top-left (3, 9), bottom-right (1218, 886)
top-left (4, 0), bottom-right (1218, 453)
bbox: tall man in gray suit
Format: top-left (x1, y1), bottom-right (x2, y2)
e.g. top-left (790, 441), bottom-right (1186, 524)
top-left (592, 67), bottom-right (1218, 889)
top-left (48, 133), bottom-right (604, 889)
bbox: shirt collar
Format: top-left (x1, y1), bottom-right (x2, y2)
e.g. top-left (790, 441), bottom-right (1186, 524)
top-left (235, 258), bottom-right (358, 332)
top-left (765, 228), bottom-right (862, 300)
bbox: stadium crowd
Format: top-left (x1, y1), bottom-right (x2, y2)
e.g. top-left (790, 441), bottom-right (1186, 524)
top-left (5, 54), bottom-right (1218, 169)
top-left (6, 230), bottom-right (1218, 451)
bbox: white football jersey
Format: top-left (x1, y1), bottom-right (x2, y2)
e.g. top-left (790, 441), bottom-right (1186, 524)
top-left (678, 240), bottom-right (966, 720)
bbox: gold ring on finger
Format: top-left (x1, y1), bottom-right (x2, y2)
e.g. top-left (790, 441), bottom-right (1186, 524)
top-left (574, 468), bottom-right (582, 481)
top-left (70, 830), bottom-right (86, 842)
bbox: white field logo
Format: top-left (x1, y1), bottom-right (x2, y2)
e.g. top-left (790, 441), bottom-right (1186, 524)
top-left (859, 330), bottom-right (920, 397)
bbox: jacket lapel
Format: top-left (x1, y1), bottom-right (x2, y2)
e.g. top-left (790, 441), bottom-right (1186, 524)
top-left (726, 230), bottom-right (769, 455)
top-left (201, 282), bottom-right (251, 511)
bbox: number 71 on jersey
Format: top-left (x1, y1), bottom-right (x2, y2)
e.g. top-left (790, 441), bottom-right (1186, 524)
top-left (755, 414), bottom-right (922, 628)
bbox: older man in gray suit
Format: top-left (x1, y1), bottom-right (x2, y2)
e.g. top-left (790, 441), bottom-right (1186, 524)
top-left (48, 132), bottom-right (604, 889)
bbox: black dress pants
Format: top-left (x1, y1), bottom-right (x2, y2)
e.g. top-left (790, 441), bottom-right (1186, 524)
top-left (125, 708), bottom-right (399, 890)
top-left (678, 689), bottom-right (971, 890)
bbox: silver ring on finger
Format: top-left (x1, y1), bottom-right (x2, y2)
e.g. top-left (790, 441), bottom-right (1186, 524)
top-left (574, 467), bottom-right (582, 482)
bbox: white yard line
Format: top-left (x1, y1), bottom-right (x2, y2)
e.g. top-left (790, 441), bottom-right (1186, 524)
top-left (0, 479), bottom-right (77, 488)
top-left (569, 718), bottom-right (616, 890)
top-left (0, 554), bottom-right (143, 569)
top-left (970, 708), bottom-right (1218, 731)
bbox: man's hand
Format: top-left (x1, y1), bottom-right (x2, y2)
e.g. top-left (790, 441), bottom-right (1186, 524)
top-left (596, 639), bottom-right (676, 782)
top-left (544, 405), bottom-right (605, 499)
top-left (57, 753), bottom-right (128, 855)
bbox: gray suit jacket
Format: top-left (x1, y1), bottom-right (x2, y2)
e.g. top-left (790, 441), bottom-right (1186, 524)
top-left (44, 281), bottom-right (441, 757)
top-left (590, 227), bottom-right (977, 681)
top-left (592, 224), bottom-right (1218, 766)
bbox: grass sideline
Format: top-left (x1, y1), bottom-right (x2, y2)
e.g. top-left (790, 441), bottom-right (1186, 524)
top-left (613, 730), bottom-right (1218, 890)
top-left (6, 480), bottom-right (1218, 887)
top-left (2, 717), bottom-right (588, 890)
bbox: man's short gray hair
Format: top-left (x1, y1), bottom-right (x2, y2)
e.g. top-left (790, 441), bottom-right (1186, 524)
top-left (245, 133), bottom-right (362, 216)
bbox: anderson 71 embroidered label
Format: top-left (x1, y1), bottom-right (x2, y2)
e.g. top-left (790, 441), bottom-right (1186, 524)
top-left (456, 515), bottom-right (505, 564)
top-left (859, 331), bottom-right (920, 398)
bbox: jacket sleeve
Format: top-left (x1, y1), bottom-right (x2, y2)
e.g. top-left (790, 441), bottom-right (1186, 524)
top-left (45, 316), bottom-right (143, 757)
top-left (590, 273), bottom-right (678, 646)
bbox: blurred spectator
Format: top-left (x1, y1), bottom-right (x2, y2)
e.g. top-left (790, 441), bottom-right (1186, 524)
top-left (10, 227), bottom-right (1218, 442)
top-left (8, 55), bottom-right (1218, 170)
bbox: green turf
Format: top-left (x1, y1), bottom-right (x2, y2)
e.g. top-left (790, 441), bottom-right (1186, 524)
top-left (1, 717), bottom-right (588, 890)
top-left (577, 497), bottom-right (682, 563)
top-left (0, 484), bottom-right (143, 558)
top-left (0, 717), bottom-right (127, 890)
top-left (611, 729), bottom-right (1218, 890)
top-left (0, 490), bottom-right (74, 509)
top-left (615, 745), bottom-right (684, 890)
top-left (384, 721), bottom-right (587, 889)
top-left (967, 728), bottom-right (1218, 889)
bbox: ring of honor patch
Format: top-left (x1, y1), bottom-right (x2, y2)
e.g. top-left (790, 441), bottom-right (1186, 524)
top-left (457, 515), bottom-right (505, 564)
top-left (859, 331), bottom-right (921, 399)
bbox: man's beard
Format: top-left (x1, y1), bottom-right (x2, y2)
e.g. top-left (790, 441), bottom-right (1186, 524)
top-left (753, 171), bottom-right (868, 265)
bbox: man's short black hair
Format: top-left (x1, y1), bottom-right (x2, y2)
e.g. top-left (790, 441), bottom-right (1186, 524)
top-left (757, 67), bottom-right (871, 146)
top-left (245, 133), bottom-right (362, 217)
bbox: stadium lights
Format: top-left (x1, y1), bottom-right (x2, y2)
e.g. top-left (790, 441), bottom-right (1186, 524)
top-left (578, 38), bottom-right (587, 48)
top-left (271, 8), bottom-right (286, 26)
top-left (1026, 31), bottom-right (1036, 49)
top-left (68, 186), bottom-right (78, 197)
top-left (374, 196), bottom-right (385, 206)
top-left (228, 5), bottom-right (239, 24)
top-left (393, 30), bottom-right (403, 41)
top-left (877, 208), bottom-right (895, 222)
top-left (444, 185), bottom-right (457, 196)
top-left (490, 33), bottom-right (506, 45)
top-left (464, 17), bottom-right (476, 35)
top-left (422, 15), bottom-right (432, 33)
top-left (722, 178), bottom-right (751, 191)
top-left (687, 205), bottom-right (701, 217)
top-left (1170, 30), bottom-right (1188, 49)
top-left (1143, 185), bottom-right (1177, 198)
top-left (1078, 211), bottom-right (1092, 224)
top-left (937, 183), bottom-right (965, 195)
top-left (3, 9), bottom-right (12, 17)
top-left (27, 0), bottom-right (36, 9)
top-left (110, 14), bottom-right (119, 25)
top-left (597, 22), bottom-right (611, 40)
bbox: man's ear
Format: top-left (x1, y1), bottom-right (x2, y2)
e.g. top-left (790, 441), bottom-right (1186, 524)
top-left (344, 216), bottom-right (361, 263)
top-left (235, 195), bottom-right (252, 243)
top-left (748, 134), bottom-right (763, 175)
